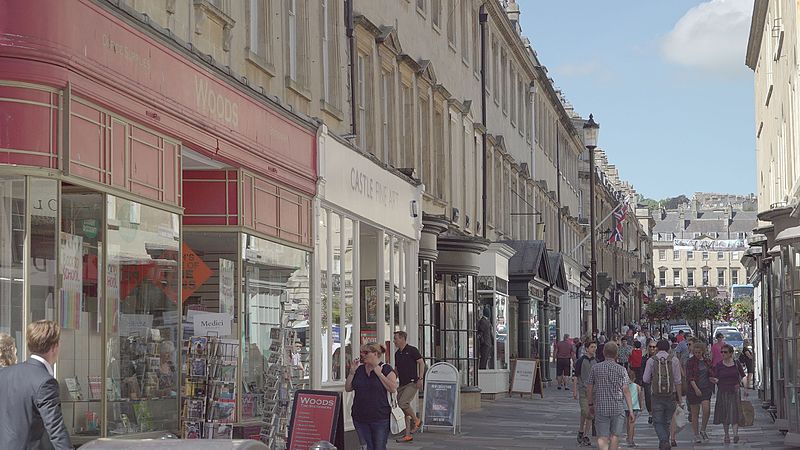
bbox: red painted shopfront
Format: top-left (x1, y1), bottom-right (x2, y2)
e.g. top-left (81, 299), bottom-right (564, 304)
top-left (0, 0), bottom-right (315, 442)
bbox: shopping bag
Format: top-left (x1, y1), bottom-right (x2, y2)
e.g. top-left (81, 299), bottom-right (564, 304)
top-left (739, 399), bottom-right (755, 427)
top-left (389, 392), bottom-right (407, 434)
top-left (673, 405), bottom-right (688, 431)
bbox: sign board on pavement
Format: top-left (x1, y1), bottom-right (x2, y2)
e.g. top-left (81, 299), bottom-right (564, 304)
top-left (509, 359), bottom-right (544, 398)
top-left (287, 390), bottom-right (344, 450)
top-left (421, 362), bottom-right (460, 435)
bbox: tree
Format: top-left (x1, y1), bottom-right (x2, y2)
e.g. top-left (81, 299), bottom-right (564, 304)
top-left (731, 296), bottom-right (755, 325)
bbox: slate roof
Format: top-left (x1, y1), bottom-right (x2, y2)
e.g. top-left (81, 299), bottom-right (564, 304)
top-left (503, 240), bottom-right (550, 282)
top-left (546, 250), bottom-right (568, 291)
top-left (652, 209), bottom-right (758, 237)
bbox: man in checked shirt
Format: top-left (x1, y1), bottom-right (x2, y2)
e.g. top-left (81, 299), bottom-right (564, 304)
top-left (587, 341), bottom-right (635, 450)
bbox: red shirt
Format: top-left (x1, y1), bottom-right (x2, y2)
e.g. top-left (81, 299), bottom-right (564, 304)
top-left (555, 340), bottom-right (574, 359)
top-left (676, 334), bottom-right (686, 343)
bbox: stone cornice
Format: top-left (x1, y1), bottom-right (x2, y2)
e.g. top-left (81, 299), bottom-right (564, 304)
top-left (745, 0), bottom-right (768, 70)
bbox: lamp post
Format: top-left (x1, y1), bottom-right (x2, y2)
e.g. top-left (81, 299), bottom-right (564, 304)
top-left (583, 114), bottom-right (600, 334)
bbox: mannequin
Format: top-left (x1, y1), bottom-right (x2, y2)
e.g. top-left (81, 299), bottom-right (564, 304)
top-left (477, 305), bottom-right (494, 369)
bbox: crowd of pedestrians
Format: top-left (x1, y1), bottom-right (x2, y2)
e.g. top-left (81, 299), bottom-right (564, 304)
top-left (566, 325), bottom-right (752, 450)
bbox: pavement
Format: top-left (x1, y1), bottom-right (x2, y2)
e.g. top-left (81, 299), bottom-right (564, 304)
top-left (387, 384), bottom-right (790, 450)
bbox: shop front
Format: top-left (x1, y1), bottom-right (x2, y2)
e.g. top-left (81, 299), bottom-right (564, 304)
top-left (0, 0), bottom-right (315, 444)
top-left (776, 223), bottom-right (800, 446)
top-left (476, 243), bottom-right (515, 397)
top-left (312, 129), bottom-right (422, 431)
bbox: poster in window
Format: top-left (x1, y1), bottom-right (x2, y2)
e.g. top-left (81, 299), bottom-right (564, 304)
top-left (219, 258), bottom-right (235, 317)
top-left (60, 232), bottom-right (83, 329)
top-left (364, 284), bottom-right (377, 324)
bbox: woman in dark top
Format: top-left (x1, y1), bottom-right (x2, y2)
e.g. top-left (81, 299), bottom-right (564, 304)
top-left (345, 342), bottom-right (397, 450)
top-left (711, 343), bottom-right (746, 444)
top-left (739, 340), bottom-right (755, 388)
top-left (687, 342), bottom-right (715, 443)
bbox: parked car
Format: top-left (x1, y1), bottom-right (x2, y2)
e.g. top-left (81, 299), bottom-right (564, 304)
top-left (669, 324), bottom-right (694, 337)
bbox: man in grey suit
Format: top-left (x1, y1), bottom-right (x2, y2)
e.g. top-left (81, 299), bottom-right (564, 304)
top-left (0, 320), bottom-right (72, 449)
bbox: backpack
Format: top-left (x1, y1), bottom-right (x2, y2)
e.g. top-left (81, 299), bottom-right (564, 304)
top-left (651, 356), bottom-right (674, 396)
top-left (629, 348), bottom-right (643, 369)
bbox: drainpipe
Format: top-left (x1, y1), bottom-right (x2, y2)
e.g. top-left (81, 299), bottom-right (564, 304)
top-left (345, 0), bottom-right (356, 137)
top-left (479, 5), bottom-right (488, 238)
top-left (556, 123), bottom-right (562, 252)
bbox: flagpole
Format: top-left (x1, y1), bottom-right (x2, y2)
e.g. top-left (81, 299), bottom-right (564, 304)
top-left (570, 202), bottom-right (626, 257)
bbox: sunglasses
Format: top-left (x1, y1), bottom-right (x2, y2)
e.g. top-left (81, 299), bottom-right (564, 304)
top-left (648, 346), bottom-right (657, 349)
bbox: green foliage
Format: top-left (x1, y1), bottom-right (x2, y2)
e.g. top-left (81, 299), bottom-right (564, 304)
top-left (646, 296), bottom-right (731, 323)
top-left (731, 297), bottom-right (755, 324)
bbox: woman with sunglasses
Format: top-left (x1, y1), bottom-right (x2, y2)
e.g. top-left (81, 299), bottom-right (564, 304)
top-left (345, 342), bottom-right (398, 450)
top-left (710, 343), bottom-right (746, 444)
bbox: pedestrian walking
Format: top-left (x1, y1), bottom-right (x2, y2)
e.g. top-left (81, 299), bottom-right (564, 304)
top-left (587, 342), bottom-right (635, 450)
top-left (392, 331), bottom-right (424, 443)
top-left (0, 320), bottom-right (72, 450)
top-left (629, 340), bottom-right (643, 384)
top-left (617, 337), bottom-right (632, 369)
top-left (641, 340), bottom-right (658, 424)
top-left (573, 340), bottom-right (598, 447)
top-left (626, 367), bottom-right (644, 448)
top-left (739, 340), bottom-right (754, 389)
top-left (643, 339), bottom-right (683, 450)
top-left (346, 342), bottom-right (398, 450)
top-left (598, 331), bottom-right (607, 345)
top-left (687, 341), bottom-right (714, 443)
top-left (555, 334), bottom-right (575, 390)
top-left (0, 332), bottom-right (17, 367)
top-left (711, 332), bottom-right (726, 367)
top-left (711, 343), bottom-right (746, 444)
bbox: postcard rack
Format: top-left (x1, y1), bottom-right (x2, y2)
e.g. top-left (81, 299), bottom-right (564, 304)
top-left (181, 335), bottom-right (240, 439)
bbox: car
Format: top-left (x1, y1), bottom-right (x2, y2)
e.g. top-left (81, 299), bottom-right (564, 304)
top-left (669, 325), bottom-right (694, 337)
top-left (713, 327), bottom-right (745, 355)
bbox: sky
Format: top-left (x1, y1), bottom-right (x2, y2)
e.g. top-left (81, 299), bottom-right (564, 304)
top-left (519, 0), bottom-right (756, 200)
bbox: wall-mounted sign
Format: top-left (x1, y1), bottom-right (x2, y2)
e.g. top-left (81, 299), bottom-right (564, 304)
top-left (119, 313), bottom-right (153, 337)
top-left (193, 312), bottom-right (232, 337)
top-left (322, 135), bottom-right (421, 240)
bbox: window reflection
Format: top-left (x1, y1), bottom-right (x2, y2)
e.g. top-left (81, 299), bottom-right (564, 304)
top-left (0, 176), bottom-right (25, 354)
top-left (105, 196), bottom-right (181, 436)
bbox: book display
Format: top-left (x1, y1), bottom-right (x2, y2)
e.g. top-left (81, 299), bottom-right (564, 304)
top-left (181, 335), bottom-right (240, 439)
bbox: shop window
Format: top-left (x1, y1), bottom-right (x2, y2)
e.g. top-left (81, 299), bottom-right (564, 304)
top-left (241, 234), bottom-right (310, 422)
top-left (435, 273), bottom-right (477, 387)
top-left (0, 177), bottom-right (26, 352)
top-left (105, 196), bottom-right (181, 436)
top-left (477, 282), bottom-right (508, 371)
top-left (58, 189), bottom-right (103, 438)
top-left (418, 259), bottom-right (435, 367)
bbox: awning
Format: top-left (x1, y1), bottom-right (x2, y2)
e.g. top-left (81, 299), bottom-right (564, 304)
top-left (776, 224), bottom-right (800, 245)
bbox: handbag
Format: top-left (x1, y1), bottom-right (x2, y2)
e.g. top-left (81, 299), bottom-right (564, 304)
top-left (389, 391), bottom-right (407, 434)
top-left (739, 389), bottom-right (755, 427)
top-left (673, 405), bottom-right (688, 431)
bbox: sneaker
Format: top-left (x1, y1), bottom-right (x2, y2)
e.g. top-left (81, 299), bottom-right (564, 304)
top-left (701, 430), bottom-right (709, 442)
top-left (396, 435), bottom-right (413, 443)
top-left (577, 432), bottom-right (584, 444)
top-left (628, 443), bottom-right (638, 448)
top-left (565, 387), bottom-right (570, 391)
top-left (694, 435), bottom-right (702, 444)
top-left (648, 416), bottom-right (653, 424)
top-left (582, 436), bottom-right (591, 446)
top-left (557, 386), bottom-right (562, 390)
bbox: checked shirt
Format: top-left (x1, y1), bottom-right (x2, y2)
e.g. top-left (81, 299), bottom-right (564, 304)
top-left (587, 359), bottom-right (630, 417)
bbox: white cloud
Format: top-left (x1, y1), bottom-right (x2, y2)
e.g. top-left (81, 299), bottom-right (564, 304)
top-left (661, 0), bottom-right (752, 74)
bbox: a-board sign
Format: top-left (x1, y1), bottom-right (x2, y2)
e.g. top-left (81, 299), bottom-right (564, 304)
top-left (287, 390), bottom-right (344, 450)
top-left (422, 362), bottom-right (460, 434)
top-left (509, 359), bottom-right (544, 398)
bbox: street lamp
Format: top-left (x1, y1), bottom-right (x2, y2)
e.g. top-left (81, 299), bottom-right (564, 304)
top-left (583, 114), bottom-right (600, 335)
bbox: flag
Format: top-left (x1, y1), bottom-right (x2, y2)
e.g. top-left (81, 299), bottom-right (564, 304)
top-left (607, 203), bottom-right (628, 244)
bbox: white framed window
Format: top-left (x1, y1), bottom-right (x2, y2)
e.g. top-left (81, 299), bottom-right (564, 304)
top-left (288, 0), bottom-right (297, 80)
top-left (248, 0), bottom-right (270, 63)
top-left (732, 251), bottom-right (740, 260)
top-left (356, 52), bottom-right (372, 151)
top-left (460, 2), bottom-right (469, 62)
top-left (717, 269), bottom-right (725, 286)
top-left (673, 250), bottom-right (680, 260)
top-left (401, 82), bottom-right (414, 168)
top-left (659, 269), bottom-right (666, 287)
top-left (717, 251), bottom-right (724, 260)
top-left (732, 268), bottom-right (739, 284)
top-left (320, 0), bottom-right (340, 106)
top-left (702, 269), bottom-right (709, 286)
top-left (379, 71), bottom-right (394, 163)
top-left (446, 0), bottom-right (456, 46)
top-left (687, 251), bottom-right (694, 260)
top-left (659, 249), bottom-right (666, 260)
top-left (687, 269), bottom-right (695, 286)
top-left (702, 251), bottom-right (708, 260)
top-left (431, 0), bottom-right (441, 28)
top-left (673, 269), bottom-right (681, 286)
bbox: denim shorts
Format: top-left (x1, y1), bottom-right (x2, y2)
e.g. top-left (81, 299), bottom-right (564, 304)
top-left (595, 411), bottom-right (626, 437)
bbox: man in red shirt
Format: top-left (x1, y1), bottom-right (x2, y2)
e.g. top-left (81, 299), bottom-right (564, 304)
top-left (676, 330), bottom-right (686, 343)
top-left (554, 334), bottom-right (576, 390)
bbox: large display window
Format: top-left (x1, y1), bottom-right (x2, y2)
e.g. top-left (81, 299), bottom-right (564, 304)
top-left (477, 276), bottom-right (509, 371)
top-left (105, 195), bottom-right (181, 436)
top-left (419, 259), bottom-right (435, 367)
top-left (434, 273), bottom-right (477, 387)
top-left (0, 176), bottom-right (27, 353)
top-left (241, 234), bottom-right (310, 423)
top-left (781, 243), bottom-right (800, 431)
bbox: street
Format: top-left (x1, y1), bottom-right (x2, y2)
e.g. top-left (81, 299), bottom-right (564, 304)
top-left (390, 386), bottom-right (788, 450)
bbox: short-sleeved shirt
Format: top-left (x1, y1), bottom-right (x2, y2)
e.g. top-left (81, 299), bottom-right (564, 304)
top-left (555, 340), bottom-right (574, 359)
top-left (577, 356), bottom-right (597, 389)
top-left (715, 361), bottom-right (745, 393)
top-left (351, 363), bottom-right (394, 423)
top-left (587, 360), bottom-right (631, 417)
top-left (394, 344), bottom-right (423, 386)
top-left (617, 345), bottom-right (632, 364)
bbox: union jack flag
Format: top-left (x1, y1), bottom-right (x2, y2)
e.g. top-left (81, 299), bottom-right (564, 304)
top-left (607, 203), bottom-right (628, 244)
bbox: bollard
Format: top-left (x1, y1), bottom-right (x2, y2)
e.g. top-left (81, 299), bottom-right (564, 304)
top-left (309, 441), bottom-right (337, 450)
